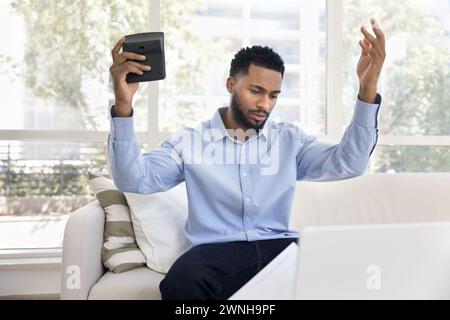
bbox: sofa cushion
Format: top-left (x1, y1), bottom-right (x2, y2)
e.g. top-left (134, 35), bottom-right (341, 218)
top-left (88, 173), bottom-right (146, 273)
top-left (88, 267), bottom-right (165, 300)
top-left (124, 183), bottom-right (191, 274)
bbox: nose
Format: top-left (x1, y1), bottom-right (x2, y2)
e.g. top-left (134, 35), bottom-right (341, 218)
top-left (256, 95), bottom-right (271, 113)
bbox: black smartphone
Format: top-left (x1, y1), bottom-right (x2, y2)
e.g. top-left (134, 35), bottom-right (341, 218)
top-left (122, 32), bottom-right (166, 83)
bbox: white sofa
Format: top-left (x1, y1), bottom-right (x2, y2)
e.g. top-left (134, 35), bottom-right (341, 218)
top-left (60, 173), bottom-right (450, 299)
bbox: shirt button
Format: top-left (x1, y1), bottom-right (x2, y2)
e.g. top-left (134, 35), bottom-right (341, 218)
top-left (246, 197), bottom-right (250, 202)
top-left (246, 216), bottom-right (250, 221)
top-left (242, 172), bottom-right (247, 177)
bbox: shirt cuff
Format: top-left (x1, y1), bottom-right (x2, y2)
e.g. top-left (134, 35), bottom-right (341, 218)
top-left (110, 105), bottom-right (134, 118)
top-left (351, 94), bottom-right (382, 128)
top-left (110, 105), bottom-right (136, 140)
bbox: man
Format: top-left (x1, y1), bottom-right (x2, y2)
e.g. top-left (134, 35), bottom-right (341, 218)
top-left (108, 18), bottom-right (386, 300)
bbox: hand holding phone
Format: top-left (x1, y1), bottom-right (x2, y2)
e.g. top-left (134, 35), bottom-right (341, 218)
top-left (122, 32), bottom-right (166, 83)
top-left (109, 32), bottom-right (166, 116)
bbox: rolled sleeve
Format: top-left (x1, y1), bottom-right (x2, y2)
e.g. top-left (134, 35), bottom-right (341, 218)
top-left (110, 105), bottom-right (134, 118)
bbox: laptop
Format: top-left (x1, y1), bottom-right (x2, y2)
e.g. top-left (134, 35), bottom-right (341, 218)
top-left (230, 222), bottom-right (450, 300)
top-left (295, 222), bottom-right (450, 299)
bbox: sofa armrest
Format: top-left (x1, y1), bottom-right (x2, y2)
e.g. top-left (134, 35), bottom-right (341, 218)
top-left (60, 201), bottom-right (106, 300)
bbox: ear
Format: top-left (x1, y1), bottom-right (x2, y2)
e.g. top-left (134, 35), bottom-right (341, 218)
top-left (226, 77), bottom-right (235, 94)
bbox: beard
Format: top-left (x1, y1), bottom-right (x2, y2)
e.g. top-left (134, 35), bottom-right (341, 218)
top-left (230, 92), bottom-right (269, 133)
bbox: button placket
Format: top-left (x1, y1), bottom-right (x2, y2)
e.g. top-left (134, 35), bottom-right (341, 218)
top-left (239, 144), bottom-right (249, 228)
top-left (240, 144), bottom-right (254, 232)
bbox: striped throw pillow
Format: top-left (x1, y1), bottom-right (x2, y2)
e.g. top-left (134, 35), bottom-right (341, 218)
top-left (88, 172), bottom-right (146, 273)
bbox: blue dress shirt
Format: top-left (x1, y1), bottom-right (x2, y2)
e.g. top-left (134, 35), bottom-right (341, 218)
top-left (108, 95), bottom-right (381, 247)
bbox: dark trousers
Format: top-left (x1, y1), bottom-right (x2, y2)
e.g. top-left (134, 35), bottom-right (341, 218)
top-left (159, 237), bottom-right (298, 300)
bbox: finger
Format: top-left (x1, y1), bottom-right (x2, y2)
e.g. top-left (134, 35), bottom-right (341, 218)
top-left (359, 39), bottom-right (370, 56)
top-left (374, 28), bottom-right (386, 51)
top-left (359, 44), bottom-right (369, 58)
top-left (370, 18), bottom-right (385, 49)
top-left (123, 61), bottom-right (152, 74)
top-left (360, 26), bottom-right (377, 45)
top-left (111, 61), bottom-right (151, 79)
top-left (123, 51), bottom-right (147, 61)
top-left (359, 40), bottom-right (376, 56)
top-left (111, 36), bottom-right (125, 61)
top-left (365, 33), bottom-right (385, 60)
top-left (359, 48), bottom-right (368, 59)
top-left (126, 61), bottom-right (152, 72)
top-left (362, 38), bottom-right (374, 55)
top-left (361, 26), bottom-right (384, 57)
top-left (370, 17), bottom-right (381, 30)
top-left (118, 63), bottom-right (144, 76)
top-left (115, 51), bottom-right (147, 65)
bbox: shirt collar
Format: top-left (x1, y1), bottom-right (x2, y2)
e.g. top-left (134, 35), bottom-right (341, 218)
top-left (209, 107), bottom-right (269, 142)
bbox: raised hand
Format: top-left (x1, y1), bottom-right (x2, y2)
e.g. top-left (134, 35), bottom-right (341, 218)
top-left (109, 37), bottom-right (151, 116)
top-left (357, 18), bottom-right (386, 103)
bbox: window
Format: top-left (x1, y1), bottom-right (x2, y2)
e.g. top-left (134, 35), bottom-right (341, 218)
top-left (0, 0), bottom-right (448, 250)
top-left (342, 0), bottom-right (450, 173)
top-left (0, 141), bottom-right (106, 249)
top-left (0, 0), bottom-right (156, 250)
top-left (158, 0), bottom-right (327, 135)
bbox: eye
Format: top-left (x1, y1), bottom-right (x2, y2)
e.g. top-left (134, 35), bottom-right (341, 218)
top-left (250, 88), bottom-right (260, 94)
top-left (271, 95), bottom-right (278, 99)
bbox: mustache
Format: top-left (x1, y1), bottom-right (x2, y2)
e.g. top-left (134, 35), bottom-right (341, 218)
top-left (250, 110), bottom-right (270, 117)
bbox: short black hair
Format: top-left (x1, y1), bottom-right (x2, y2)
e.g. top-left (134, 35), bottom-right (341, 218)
top-left (229, 45), bottom-right (285, 78)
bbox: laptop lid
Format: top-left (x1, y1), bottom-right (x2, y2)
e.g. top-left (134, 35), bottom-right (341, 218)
top-left (293, 222), bottom-right (450, 299)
